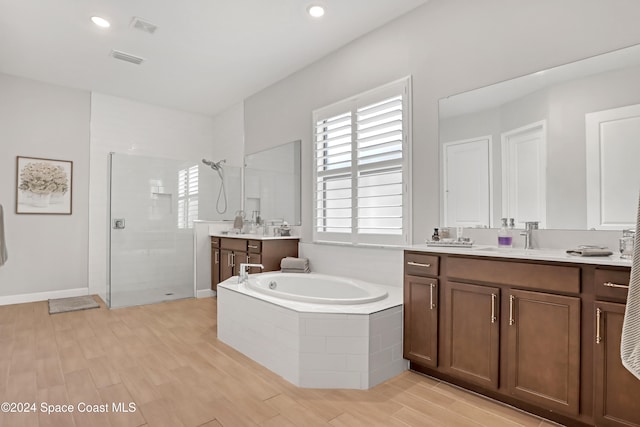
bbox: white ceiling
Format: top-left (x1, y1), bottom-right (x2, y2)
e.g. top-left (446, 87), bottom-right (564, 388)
top-left (0, 0), bottom-right (428, 116)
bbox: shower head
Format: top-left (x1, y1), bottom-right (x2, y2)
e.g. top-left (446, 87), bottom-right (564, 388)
top-left (202, 158), bottom-right (225, 171)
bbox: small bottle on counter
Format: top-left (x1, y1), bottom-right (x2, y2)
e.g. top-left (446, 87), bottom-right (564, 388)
top-left (432, 228), bottom-right (440, 242)
top-left (498, 218), bottom-right (513, 248)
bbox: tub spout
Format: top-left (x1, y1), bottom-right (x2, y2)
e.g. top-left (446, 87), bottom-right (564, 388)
top-left (238, 263), bottom-right (264, 284)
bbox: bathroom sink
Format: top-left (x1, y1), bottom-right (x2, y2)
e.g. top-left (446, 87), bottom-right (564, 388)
top-left (472, 246), bottom-right (532, 255)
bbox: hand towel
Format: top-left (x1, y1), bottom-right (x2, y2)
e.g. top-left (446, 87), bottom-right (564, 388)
top-left (566, 247), bottom-right (613, 257)
top-left (280, 257), bottom-right (309, 270)
top-left (0, 204), bottom-right (7, 267)
top-left (280, 257), bottom-right (310, 272)
top-left (621, 193), bottom-right (640, 380)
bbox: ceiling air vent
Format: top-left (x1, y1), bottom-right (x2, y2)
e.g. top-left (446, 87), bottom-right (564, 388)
top-left (110, 49), bottom-right (145, 65)
top-left (131, 17), bottom-right (158, 34)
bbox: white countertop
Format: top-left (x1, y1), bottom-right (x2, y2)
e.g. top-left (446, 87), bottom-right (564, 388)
top-left (209, 232), bottom-right (299, 241)
top-left (407, 244), bottom-right (632, 267)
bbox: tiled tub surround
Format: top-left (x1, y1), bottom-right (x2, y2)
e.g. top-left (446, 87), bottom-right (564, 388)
top-left (217, 276), bottom-right (406, 389)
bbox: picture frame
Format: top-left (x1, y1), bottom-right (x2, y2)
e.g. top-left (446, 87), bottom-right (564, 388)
top-left (16, 156), bottom-right (73, 215)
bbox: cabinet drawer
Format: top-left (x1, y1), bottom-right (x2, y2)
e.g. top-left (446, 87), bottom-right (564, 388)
top-left (247, 240), bottom-right (262, 253)
top-left (594, 268), bottom-right (630, 301)
top-left (447, 257), bottom-right (580, 294)
top-left (220, 238), bottom-right (247, 252)
top-left (211, 237), bottom-right (220, 248)
top-left (405, 252), bottom-right (439, 277)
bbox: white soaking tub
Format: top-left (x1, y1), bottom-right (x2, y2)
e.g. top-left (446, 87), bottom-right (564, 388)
top-left (217, 272), bottom-right (406, 389)
top-left (245, 272), bottom-right (388, 304)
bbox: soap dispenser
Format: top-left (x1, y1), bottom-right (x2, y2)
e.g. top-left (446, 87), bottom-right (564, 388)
top-left (498, 218), bottom-right (513, 248)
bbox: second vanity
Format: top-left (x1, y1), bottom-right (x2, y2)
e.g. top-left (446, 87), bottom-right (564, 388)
top-left (403, 245), bottom-right (638, 427)
top-left (210, 233), bottom-right (299, 290)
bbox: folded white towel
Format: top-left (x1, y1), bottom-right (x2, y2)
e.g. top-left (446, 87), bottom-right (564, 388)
top-left (0, 204), bottom-right (7, 267)
top-left (280, 257), bottom-right (309, 271)
top-left (622, 193), bottom-right (640, 380)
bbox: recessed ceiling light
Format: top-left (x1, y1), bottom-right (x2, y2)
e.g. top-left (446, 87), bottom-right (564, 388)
top-left (91, 16), bottom-right (111, 28)
top-left (307, 5), bottom-right (325, 18)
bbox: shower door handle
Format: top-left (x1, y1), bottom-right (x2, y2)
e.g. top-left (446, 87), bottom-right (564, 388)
top-left (113, 218), bottom-right (126, 229)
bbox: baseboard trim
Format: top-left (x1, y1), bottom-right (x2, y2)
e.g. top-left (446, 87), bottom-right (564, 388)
top-left (0, 287), bottom-right (89, 307)
top-left (197, 289), bottom-right (216, 298)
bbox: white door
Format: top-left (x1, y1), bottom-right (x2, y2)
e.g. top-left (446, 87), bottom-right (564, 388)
top-left (586, 104), bottom-right (640, 230)
top-left (501, 121), bottom-right (547, 228)
top-left (442, 137), bottom-right (492, 227)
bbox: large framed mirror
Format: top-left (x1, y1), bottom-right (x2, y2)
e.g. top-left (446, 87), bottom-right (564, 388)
top-left (244, 140), bottom-right (301, 225)
top-left (439, 43), bottom-right (640, 230)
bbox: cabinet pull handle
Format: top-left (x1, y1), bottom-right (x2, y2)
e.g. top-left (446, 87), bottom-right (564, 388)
top-left (509, 295), bottom-right (515, 325)
top-left (429, 283), bottom-right (436, 309)
top-left (596, 308), bottom-right (602, 344)
top-left (408, 261), bottom-right (431, 268)
top-left (603, 282), bottom-right (630, 289)
top-left (246, 255), bottom-right (250, 263)
top-left (248, 245), bottom-right (259, 249)
top-left (491, 293), bottom-right (497, 323)
top-left (215, 251), bottom-right (219, 264)
top-left (228, 252), bottom-right (235, 267)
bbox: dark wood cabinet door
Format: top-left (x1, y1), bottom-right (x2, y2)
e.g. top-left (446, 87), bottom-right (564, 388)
top-left (594, 301), bottom-right (640, 427)
top-left (444, 281), bottom-right (500, 389)
top-left (247, 253), bottom-right (262, 273)
top-left (211, 248), bottom-right (220, 290)
top-left (220, 249), bottom-right (234, 282)
top-left (507, 289), bottom-right (581, 416)
top-left (403, 275), bottom-right (438, 367)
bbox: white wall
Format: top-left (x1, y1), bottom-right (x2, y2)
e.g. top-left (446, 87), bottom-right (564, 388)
top-left (0, 73), bottom-right (90, 303)
top-left (243, 0), bottom-right (640, 283)
top-left (205, 102), bottom-right (245, 221)
top-left (88, 93), bottom-right (221, 299)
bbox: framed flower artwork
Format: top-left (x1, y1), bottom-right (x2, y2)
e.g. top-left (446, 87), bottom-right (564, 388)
top-left (16, 156), bottom-right (73, 214)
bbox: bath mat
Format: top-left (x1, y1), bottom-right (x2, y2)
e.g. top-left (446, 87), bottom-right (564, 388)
top-left (48, 295), bottom-right (99, 314)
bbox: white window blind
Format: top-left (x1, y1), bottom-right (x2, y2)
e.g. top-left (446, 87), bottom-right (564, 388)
top-left (313, 77), bottom-right (411, 246)
top-left (178, 165), bottom-right (198, 229)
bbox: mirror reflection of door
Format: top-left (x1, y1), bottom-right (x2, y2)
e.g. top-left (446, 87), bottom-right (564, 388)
top-left (501, 121), bottom-right (547, 228)
top-left (442, 136), bottom-right (492, 227)
top-left (586, 103), bottom-right (640, 230)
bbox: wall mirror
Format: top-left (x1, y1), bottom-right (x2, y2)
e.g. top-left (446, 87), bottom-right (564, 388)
top-left (244, 140), bottom-right (301, 225)
top-left (439, 43), bottom-right (640, 230)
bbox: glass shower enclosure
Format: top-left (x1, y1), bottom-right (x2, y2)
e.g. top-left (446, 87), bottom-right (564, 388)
top-left (107, 153), bottom-right (196, 308)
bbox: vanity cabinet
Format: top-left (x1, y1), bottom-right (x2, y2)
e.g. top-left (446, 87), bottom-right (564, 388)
top-left (593, 269), bottom-right (640, 427)
top-left (211, 238), bottom-right (221, 290)
top-left (403, 252), bottom-right (439, 368)
top-left (212, 236), bottom-right (299, 288)
top-left (403, 250), bottom-right (630, 426)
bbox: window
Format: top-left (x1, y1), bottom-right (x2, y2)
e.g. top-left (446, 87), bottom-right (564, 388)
top-left (178, 165), bottom-right (198, 229)
top-left (313, 77), bottom-right (411, 246)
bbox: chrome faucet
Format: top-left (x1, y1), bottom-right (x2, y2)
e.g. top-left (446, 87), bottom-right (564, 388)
top-left (520, 221), bottom-right (539, 250)
top-left (238, 263), bottom-right (264, 284)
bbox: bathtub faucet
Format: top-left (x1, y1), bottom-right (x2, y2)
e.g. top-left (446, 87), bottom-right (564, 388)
top-left (238, 263), bottom-right (264, 284)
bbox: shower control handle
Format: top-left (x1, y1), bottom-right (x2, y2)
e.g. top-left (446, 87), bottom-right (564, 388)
top-left (112, 218), bottom-right (126, 229)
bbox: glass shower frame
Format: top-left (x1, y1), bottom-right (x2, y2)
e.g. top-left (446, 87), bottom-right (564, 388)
top-left (107, 152), bottom-right (196, 308)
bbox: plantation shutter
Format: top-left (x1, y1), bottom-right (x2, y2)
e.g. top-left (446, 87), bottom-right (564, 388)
top-left (178, 165), bottom-right (199, 229)
top-left (313, 77), bottom-right (411, 246)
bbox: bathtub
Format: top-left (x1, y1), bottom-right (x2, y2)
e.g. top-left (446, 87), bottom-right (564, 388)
top-left (217, 272), bottom-right (406, 389)
top-left (245, 272), bottom-right (388, 305)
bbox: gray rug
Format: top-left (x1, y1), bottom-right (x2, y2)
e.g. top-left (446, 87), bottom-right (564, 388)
top-left (48, 295), bottom-right (100, 314)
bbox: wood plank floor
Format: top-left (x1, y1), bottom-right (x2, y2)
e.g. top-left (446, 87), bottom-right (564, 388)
top-left (0, 296), bottom-right (557, 427)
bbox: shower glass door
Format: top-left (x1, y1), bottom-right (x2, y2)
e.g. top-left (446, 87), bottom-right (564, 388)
top-left (108, 153), bottom-right (195, 308)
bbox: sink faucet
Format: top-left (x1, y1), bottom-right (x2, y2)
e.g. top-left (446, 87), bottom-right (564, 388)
top-left (520, 221), bottom-right (539, 250)
top-left (238, 263), bottom-right (264, 284)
